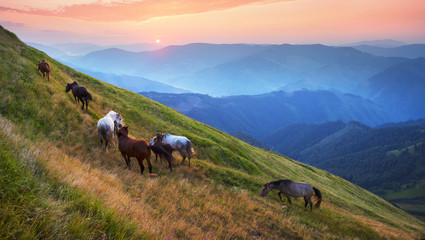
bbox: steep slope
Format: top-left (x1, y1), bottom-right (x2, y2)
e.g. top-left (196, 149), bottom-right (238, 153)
top-left (264, 120), bottom-right (425, 218)
top-left (1, 26), bottom-right (424, 239)
top-left (141, 91), bottom-right (390, 138)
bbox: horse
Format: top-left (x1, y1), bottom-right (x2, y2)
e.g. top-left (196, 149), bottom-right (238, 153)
top-left (38, 60), bottom-right (51, 81)
top-left (65, 81), bottom-right (93, 111)
top-left (150, 133), bottom-right (194, 166)
top-left (117, 126), bottom-right (152, 175)
top-left (259, 179), bottom-right (322, 211)
top-left (150, 143), bottom-right (176, 172)
top-left (150, 135), bottom-right (174, 162)
top-left (97, 110), bottom-right (123, 152)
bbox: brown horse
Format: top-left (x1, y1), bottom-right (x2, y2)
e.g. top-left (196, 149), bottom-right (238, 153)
top-left (38, 60), bottom-right (51, 81)
top-left (117, 126), bottom-right (152, 175)
top-left (150, 136), bottom-right (175, 171)
top-left (259, 179), bottom-right (322, 211)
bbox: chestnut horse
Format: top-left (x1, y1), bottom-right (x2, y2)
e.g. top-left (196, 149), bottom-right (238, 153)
top-left (38, 60), bottom-right (51, 81)
top-left (117, 126), bottom-right (152, 175)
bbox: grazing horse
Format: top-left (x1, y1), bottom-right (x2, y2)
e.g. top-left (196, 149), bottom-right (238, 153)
top-left (117, 126), bottom-right (152, 175)
top-left (150, 135), bottom-right (174, 162)
top-left (38, 60), bottom-right (51, 81)
top-left (150, 133), bottom-right (194, 166)
top-left (97, 110), bottom-right (123, 152)
top-left (150, 143), bottom-right (176, 172)
top-left (65, 81), bottom-right (93, 110)
top-left (259, 180), bottom-right (322, 211)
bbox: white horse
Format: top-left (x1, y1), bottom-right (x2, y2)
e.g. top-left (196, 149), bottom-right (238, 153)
top-left (150, 133), bottom-right (194, 166)
top-left (97, 110), bottom-right (123, 152)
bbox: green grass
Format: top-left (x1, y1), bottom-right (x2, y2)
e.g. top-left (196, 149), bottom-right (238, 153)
top-left (0, 133), bottom-right (146, 239)
top-left (1, 25), bottom-right (425, 239)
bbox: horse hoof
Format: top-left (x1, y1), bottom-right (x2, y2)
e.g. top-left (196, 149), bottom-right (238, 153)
top-left (148, 173), bottom-right (158, 178)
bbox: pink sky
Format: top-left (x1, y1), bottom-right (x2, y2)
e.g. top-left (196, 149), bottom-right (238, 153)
top-left (1, 0), bottom-right (424, 45)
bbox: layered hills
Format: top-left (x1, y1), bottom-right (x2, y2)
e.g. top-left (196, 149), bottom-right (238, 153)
top-left (1, 26), bottom-right (424, 239)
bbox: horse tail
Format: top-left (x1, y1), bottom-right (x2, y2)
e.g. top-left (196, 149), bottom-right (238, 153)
top-left (313, 187), bottom-right (322, 208)
top-left (86, 91), bottom-right (93, 101)
top-left (187, 140), bottom-right (196, 156)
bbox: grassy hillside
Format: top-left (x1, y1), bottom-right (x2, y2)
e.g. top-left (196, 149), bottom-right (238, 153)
top-left (1, 26), bottom-right (424, 239)
top-left (264, 120), bottom-right (425, 219)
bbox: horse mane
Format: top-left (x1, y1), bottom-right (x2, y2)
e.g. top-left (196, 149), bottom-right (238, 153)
top-left (270, 179), bottom-right (293, 187)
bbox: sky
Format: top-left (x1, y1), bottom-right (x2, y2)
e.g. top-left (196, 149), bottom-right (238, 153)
top-left (1, 0), bottom-right (425, 46)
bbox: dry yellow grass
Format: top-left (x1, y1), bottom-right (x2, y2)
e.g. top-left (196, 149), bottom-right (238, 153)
top-left (2, 115), bottom-right (424, 239)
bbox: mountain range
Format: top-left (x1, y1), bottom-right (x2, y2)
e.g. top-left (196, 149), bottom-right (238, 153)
top-left (140, 90), bottom-right (390, 138)
top-left (4, 25), bottom-right (425, 239)
top-left (65, 43), bottom-right (413, 96)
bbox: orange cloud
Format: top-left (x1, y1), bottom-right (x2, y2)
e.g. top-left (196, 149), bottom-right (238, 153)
top-left (0, 0), bottom-right (290, 22)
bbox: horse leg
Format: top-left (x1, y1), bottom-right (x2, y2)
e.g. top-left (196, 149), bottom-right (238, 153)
top-left (98, 133), bottom-right (103, 147)
top-left (178, 149), bottom-right (186, 165)
top-left (80, 98), bottom-right (85, 110)
top-left (85, 99), bottom-right (88, 111)
top-left (165, 154), bottom-right (173, 172)
top-left (136, 157), bottom-right (145, 175)
top-left (187, 150), bottom-right (191, 167)
top-left (278, 192), bottom-right (285, 202)
top-left (285, 194), bottom-right (292, 205)
top-left (307, 197), bottom-right (313, 211)
top-left (105, 140), bottom-right (109, 152)
top-left (303, 197), bottom-right (308, 208)
top-left (123, 154), bottom-right (131, 170)
top-left (146, 157), bottom-right (153, 174)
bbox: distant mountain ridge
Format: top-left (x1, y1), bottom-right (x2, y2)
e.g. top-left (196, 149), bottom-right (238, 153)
top-left (362, 57), bottom-right (425, 121)
top-left (141, 90), bottom-right (390, 138)
top-left (353, 44), bottom-right (425, 59)
top-left (55, 43), bottom-right (409, 96)
top-left (74, 69), bottom-right (189, 94)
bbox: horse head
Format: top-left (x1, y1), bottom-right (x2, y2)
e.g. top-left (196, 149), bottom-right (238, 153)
top-left (65, 83), bottom-right (72, 92)
top-left (117, 126), bottom-right (129, 137)
top-left (114, 113), bottom-right (123, 128)
top-left (259, 182), bottom-right (273, 197)
top-left (65, 81), bottom-right (78, 92)
top-left (156, 133), bottom-right (163, 142)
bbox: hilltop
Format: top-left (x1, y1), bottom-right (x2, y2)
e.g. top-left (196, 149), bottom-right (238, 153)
top-left (0, 26), bottom-right (424, 239)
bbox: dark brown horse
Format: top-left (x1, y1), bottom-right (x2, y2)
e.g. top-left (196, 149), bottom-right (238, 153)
top-left (150, 135), bottom-right (175, 171)
top-left (117, 126), bottom-right (152, 175)
top-left (38, 60), bottom-right (51, 81)
top-left (65, 81), bottom-right (92, 111)
top-left (259, 179), bottom-right (322, 211)
top-left (150, 144), bottom-right (175, 171)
